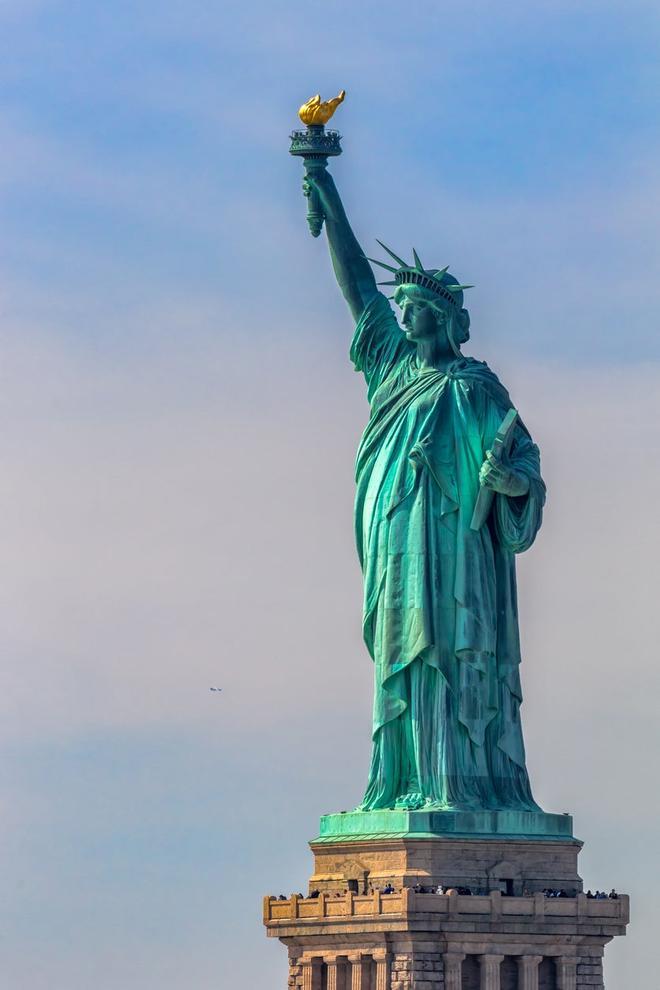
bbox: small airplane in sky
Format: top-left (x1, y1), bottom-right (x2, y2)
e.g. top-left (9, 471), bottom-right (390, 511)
top-left (209, 687), bottom-right (223, 692)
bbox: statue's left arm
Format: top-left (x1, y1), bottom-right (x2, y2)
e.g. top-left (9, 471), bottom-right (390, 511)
top-left (480, 403), bottom-right (546, 553)
top-left (495, 426), bottom-right (545, 553)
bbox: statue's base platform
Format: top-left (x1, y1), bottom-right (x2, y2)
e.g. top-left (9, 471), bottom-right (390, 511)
top-left (316, 808), bottom-right (575, 844)
top-left (310, 814), bottom-right (582, 899)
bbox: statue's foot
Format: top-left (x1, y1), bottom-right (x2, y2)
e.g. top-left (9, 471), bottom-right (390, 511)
top-left (394, 792), bottom-right (425, 810)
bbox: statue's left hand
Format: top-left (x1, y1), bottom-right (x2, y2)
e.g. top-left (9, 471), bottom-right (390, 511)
top-left (479, 450), bottom-right (530, 497)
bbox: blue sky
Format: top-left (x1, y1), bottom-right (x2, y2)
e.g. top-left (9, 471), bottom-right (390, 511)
top-left (2, 0), bottom-right (659, 360)
top-left (1, 1), bottom-right (659, 987)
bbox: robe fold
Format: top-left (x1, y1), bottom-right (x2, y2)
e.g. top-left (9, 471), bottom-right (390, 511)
top-left (350, 293), bottom-right (545, 812)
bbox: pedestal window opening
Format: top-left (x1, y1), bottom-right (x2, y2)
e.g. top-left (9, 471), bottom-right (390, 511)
top-left (500, 956), bottom-right (518, 990)
top-left (538, 958), bottom-right (557, 989)
top-left (461, 954), bottom-right (480, 990)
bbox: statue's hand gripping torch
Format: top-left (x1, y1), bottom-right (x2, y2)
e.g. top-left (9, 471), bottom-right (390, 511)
top-left (289, 91), bottom-right (345, 238)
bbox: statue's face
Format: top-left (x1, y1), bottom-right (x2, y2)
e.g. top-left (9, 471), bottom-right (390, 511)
top-left (400, 299), bottom-right (449, 346)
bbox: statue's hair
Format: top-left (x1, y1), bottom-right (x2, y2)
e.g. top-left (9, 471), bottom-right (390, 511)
top-left (393, 284), bottom-right (471, 348)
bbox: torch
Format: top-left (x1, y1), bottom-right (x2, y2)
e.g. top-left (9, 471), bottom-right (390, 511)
top-left (289, 90), bottom-right (345, 237)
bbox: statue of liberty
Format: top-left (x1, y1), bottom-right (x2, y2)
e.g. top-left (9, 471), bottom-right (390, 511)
top-left (294, 96), bottom-right (546, 814)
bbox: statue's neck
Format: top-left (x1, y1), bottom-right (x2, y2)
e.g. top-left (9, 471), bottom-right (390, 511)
top-left (415, 338), bottom-right (458, 372)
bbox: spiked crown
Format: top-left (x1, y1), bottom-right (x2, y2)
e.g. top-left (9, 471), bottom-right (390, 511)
top-left (367, 241), bottom-right (473, 310)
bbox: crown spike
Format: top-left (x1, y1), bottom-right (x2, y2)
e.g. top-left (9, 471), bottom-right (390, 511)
top-left (375, 239), bottom-right (409, 268)
top-left (446, 284), bottom-right (474, 292)
top-left (412, 248), bottom-right (425, 273)
top-left (432, 266), bottom-right (450, 280)
top-left (377, 280), bottom-right (398, 286)
top-left (367, 257), bottom-right (398, 273)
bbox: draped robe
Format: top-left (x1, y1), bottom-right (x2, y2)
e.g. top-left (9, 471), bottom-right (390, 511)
top-left (351, 294), bottom-right (545, 811)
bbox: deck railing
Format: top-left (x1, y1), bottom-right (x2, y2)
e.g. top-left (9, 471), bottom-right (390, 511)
top-left (263, 889), bottom-right (629, 925)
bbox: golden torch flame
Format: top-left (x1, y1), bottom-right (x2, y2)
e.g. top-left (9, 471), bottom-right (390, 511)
top-left (298, 90), bottom-right (346, 126)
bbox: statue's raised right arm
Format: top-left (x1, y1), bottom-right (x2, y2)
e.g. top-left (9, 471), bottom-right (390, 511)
top-left (303, 169), bottom-right (378, 323)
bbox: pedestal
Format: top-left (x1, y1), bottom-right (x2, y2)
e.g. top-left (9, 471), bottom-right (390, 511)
top-left (263, 813), bottom-right (629, 989)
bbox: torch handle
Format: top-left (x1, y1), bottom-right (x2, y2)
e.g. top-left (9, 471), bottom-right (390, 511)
top-left (303, 157), bottom-right (328, 238)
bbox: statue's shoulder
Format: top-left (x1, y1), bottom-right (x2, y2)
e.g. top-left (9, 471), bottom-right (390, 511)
top-left (356, 290), bottom-right (397, 328)
top-left (455, 356), bottom-right (496, 378)
top-left (454, 357), bottom-right (512, 407)
top-left (456, 358), bottom-right (535, 441)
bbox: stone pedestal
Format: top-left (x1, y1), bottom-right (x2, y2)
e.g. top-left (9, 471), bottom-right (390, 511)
top-left (263, 813), bottom-right (629, 989)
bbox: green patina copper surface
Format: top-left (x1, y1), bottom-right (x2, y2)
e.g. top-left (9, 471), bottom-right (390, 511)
top-left (316, 810), bottom-right (575, 843)
top-left (293, 109), bottom-right (547, 821)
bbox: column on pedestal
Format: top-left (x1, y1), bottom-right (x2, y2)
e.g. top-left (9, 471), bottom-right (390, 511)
top-left (302, 957), bottom-right (323, 990)
top-left (372, 950), bottom-right (391, 990)
top-left (325, 956), bottom-right (351, 990)
top-left (443, 952), bottom-right (466, 990)
top-left (556, 956), bottom-right (577, 990)
top-left (302, 958), bottom-right (313, 990)
top-left (348, 954), bottom-right (368, 990)
top-left (517, 955), bottom-right (542, 990)
top-left (326, 958), bottom-right (338, 990)
top-left (478, 953), bottom-right (504, 990)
